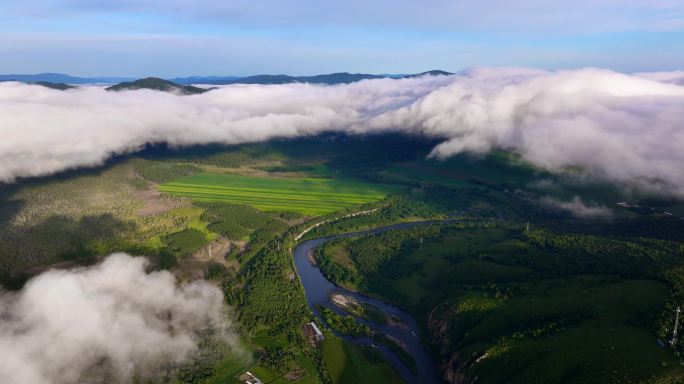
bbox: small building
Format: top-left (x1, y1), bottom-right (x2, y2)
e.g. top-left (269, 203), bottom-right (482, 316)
top-left (239, 371), bottom-right (263, 384)
top-left (302, 321), bottom-right (325, 348)
top-left (310, 322), bottom-right (324, 340)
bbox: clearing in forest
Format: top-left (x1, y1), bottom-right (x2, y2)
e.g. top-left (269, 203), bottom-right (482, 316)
top-left (158, 172), bottom-right (395, 215)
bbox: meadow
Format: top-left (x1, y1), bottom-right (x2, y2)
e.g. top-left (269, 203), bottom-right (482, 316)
top-left (158, 172), bottom-right (397, 215)
top-left (320, 338), bottom-right (404, 384)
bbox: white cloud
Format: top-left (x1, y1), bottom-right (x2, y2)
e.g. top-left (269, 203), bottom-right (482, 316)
top-left (365, 69), bottom-right (684, 194)
top-left (1, 68), bottom-right (684, 196)
top-left (0, 253), bottom-right (235, 384)
top-left (538, 196), bottom-right (613, 219)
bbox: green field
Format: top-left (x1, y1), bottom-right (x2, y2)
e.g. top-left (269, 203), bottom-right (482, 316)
top-left (158, 172), bottom-right (396, 215)
top-left (320, 338), bottom-right (404, 384)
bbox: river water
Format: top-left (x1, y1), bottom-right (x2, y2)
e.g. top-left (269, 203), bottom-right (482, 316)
top-left (293, 221), bottom-right (450, 384)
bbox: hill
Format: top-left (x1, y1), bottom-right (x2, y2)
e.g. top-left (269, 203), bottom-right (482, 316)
top-left (106, 77), bottom-right (212, 94)
top-left (0, 79), bottom-right (76, 90)
top-left (31, 81), bottom-right (76, 90)
top-left (403, 70), bottom-right (453, 78)
top-left (170, 75), bottom-right (242, 85)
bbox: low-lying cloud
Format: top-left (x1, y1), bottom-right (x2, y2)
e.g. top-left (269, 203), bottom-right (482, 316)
top-left (0, 253), bottom-right (234, 384)
top-left (2, 68), bottom-right (684, 195)
top-left (539, 196), bottom-right (613, 219)
top-left (635, 70), bottom-right (684, 85)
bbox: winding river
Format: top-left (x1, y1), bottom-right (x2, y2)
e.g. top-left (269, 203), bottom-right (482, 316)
top-left (293, 221), bottom-right (451, 384)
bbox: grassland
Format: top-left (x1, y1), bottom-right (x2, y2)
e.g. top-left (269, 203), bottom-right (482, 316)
top-left (159, 172), bottom-right (397, 215)
top-left (199, 351), bottom-right (253, 384)
top-left (327, 245), bottom-right (357, 273)
top-left (320, 338), bottom-right (404, 384)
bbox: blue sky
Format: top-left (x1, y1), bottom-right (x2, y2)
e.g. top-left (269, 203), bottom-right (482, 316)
top-left (1, 0), bottom-right (684, 77)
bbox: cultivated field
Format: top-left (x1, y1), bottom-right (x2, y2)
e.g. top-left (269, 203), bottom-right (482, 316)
top-left (158, 173), bottom-right (396, 215)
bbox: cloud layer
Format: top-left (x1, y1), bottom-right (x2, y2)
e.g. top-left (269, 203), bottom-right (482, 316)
top-left (0, 254), bottom-right (233, 384)
top-left (2, 68), bottom-right (684, 195)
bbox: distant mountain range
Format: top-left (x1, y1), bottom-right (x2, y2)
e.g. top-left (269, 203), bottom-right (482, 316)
top-left (0, 70), bottom-right (454, 94)
top-left (173, 72), bottom-right (386, 85)
top-left (0, 70), bottom-right (453, 86)
top-left (0, 73), bottom-right (134, 84)
top-left (170, 70), bottom-right (452, 85)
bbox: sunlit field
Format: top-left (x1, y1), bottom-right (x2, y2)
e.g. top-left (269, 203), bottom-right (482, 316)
top-left (158, 172), bottom-right (396, 215)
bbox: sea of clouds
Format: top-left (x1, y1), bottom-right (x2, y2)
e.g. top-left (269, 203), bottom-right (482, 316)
top-left (1, 67), bottom-right (684, 196)
top-left (0, 254), bottom-right (235, 384)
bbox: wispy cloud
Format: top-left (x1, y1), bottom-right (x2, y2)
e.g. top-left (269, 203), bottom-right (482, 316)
top-left (538, 196), bottom-right (613, 219)
top-left (2, 1), bottom-right (684, 74)
top-left (8, 1), bottom-right (684, 34)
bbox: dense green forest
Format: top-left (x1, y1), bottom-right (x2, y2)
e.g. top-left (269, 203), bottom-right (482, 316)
top-left (319, 221), bottom-right (684, 383)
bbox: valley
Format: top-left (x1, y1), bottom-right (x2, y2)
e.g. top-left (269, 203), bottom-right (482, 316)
top-left (4, 1), bottom-right (684, 383)
top-left (1, 134), bottom-right (683, 384)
